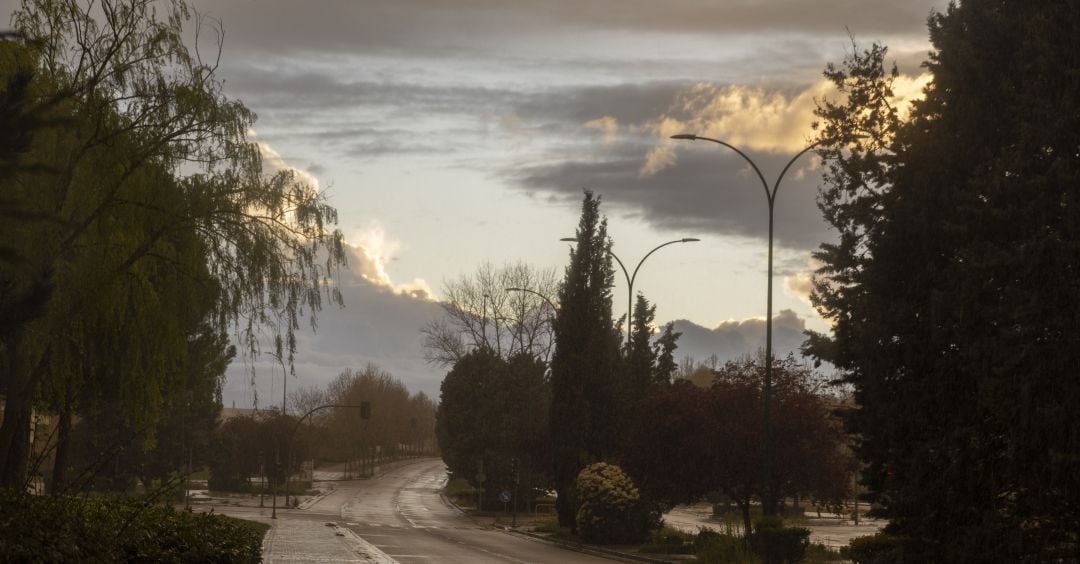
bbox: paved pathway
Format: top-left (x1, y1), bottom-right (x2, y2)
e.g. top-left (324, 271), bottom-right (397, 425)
top-left (205, 458), bottom-right (614, 563)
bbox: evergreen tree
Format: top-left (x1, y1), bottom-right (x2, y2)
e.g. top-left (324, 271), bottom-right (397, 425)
top-left (549, 191), bottom-right (621, 528)
top-left (810, 1), bottom-right (1080, 558)
top-left (652, 322), bottom-right (681, 387)
top-left (624, 293), bottom-right (657, 406)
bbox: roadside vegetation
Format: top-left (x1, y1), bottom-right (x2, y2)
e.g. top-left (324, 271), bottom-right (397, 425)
top-left (0, 489), bottom-right (265, 562)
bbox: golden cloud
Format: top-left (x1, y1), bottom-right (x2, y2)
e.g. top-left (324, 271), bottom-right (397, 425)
top-left (640, 73), bottom-right (932, 177)
top-left (584, 115), bottom-right (620, 144)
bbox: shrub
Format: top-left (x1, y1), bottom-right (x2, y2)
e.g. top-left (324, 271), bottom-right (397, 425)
top-left (750, 516), bottom-right (810, 564)
top-left (0, 489), bottom-right (265, 562)
top-left (839, 533), bottom-right (901, 564)
top-left (574, 462), bottom-right (655, 544)
top-left (804, 542), bottom-right (843, 563)
top-left (640, 526), bottom-right (695, 554)
top-left (695, 531), bottom-right (762, 563)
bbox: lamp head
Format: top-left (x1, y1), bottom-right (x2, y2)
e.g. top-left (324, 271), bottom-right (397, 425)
top-left (681, 238), bottom-right (701, 243)
top-left (670, 134), bottom-right (698, 140)
top-left (559, 237), bottom-right (579, 242)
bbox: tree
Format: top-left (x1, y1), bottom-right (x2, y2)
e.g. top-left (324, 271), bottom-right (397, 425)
top-left (436, 348), bottom-right (550, 510)
top-left (624, 355), bottom-right (853, 537)
top-left (809, 2), bottom-right (1080, 558)
top-left (617, 293), bottom-right (681, 458)
top-left (549, 191), bottom-right (622, 528)
top-left (0, 0), bottom-right (344, 487)
top-left (321, 365), bottom-right (438, 462)
top-left (422, 262), bottom-right (559, 365)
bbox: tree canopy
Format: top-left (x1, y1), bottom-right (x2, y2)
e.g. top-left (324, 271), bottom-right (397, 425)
top-left (809, 1), bottom-right (1080, 558)
top-left (0, 0), bottom-right (344, 487)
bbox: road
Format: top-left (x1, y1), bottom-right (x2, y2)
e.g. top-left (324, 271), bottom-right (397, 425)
top-left (207, 458), bottom-right (614, 563)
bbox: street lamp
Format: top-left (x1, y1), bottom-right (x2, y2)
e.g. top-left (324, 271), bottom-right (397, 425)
top-left (275, 403), bottom-right (370, 519)
top-left (505, 287), bottom-right (559, 312)
top-left (669, 132), bottom-right (828, 516)
top-left (560, 237), bottom-right (700, 348)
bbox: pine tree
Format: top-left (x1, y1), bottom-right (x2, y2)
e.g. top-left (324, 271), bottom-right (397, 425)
top-left (810, 1), bottom-right (1080, 558)
top-left (549, 191), bottom-right (621, 528)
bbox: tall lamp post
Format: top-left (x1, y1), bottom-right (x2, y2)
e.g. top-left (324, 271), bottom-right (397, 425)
top-left (560, 237), bottom-right (699, 348)
top-left (274, 403), bottom-right (370, 519)
top-left (670, 133), bottom-right (827, 516)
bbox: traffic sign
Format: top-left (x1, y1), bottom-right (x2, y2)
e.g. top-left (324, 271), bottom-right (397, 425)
top-left (498, 490), bottom-right (511, 504)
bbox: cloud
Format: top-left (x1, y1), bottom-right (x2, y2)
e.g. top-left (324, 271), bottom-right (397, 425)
top-left (256, 138), bottom-right (321, 190)
top-left (584, 116), bottom-right (619, 144)
top-left (670, 308), bottom-right (811, 365)
top-left (193, 0), bottom-right (946, 59)
top-left (346, 224), bottom-right (434, 300)
top-left (223, 227), bottom-right (442, 409)
top-left (640, 80), bottom-right (834, 176)
top-left (509, 138), bottom-right (834, 250)
top-left (223, 274), bottom-right (446, 410)
top-left (777, 253), bottom-right (822, 304)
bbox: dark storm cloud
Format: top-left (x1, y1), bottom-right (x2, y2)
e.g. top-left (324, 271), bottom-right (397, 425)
top-left (195, 0), bottom-right (944, 57)
top-left (223, 66), bottom-right (521, 115)
top-left (509, 142), bottom-right (833, 251)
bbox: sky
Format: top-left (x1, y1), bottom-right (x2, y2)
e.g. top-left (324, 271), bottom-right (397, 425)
top-left (3, 0), bottom-right (948, 408)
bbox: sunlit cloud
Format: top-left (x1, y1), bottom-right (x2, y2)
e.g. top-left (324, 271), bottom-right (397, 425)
top-left (346, 223), bottom-right (435, 300)
top-left (584, 115), bottom-right (619, 144)
top-left (638, 73), bottom-right (932, 177)
top-left (891, 72), bottom-right (933, 119)
top-left (255, 136), bottom-right (322, 191)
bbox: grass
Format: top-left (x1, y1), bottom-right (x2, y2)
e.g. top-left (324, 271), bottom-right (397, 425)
top-left (532, 517), bottom-right (578, 542)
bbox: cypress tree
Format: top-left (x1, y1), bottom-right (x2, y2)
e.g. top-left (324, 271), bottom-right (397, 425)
top-left (549, 191), bottom-right (621, 528)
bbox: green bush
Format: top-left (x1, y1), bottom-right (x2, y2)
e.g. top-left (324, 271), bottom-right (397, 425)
top-left (695, 531), bottom-right (761, 563)
top-left (574, 462), bottom-right (655, 544)
top-left (749, 516), bottom-right (810, 564)
top-left (839, 532), bottom-right (901, 564)
top-left (640, 526), bottom-right (695, 554)
top-left (0, 489), bottom-right (265, 562)
top-left (803, 542), bottom-right (843, 563)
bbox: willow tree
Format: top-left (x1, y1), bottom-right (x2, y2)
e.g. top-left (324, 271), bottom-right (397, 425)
top-left (0, 0), bottom-right (344, 487)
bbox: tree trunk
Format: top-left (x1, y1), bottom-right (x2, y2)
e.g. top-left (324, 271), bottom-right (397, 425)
top-left (0, 346), bottom-right (36, 489)
top-left (48, 404), bottom-right (72, 493)
top-left (738, 499), bottom-right (752, 539)
top-left (0, 393), bottom-right (33, 489)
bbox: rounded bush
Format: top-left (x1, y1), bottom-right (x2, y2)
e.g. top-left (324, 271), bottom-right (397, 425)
top-left (574, 462), bottom-right (653, 544)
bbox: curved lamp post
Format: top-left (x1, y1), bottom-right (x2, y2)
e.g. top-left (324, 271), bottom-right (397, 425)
top-left (274, 403), bottom-right (369, 519)
top-left (669, 133), bottom-right (828, 516)
top-left (505, 287), bottom-right (559, 312)
top-left (560, 237), bottom-right (699, 348)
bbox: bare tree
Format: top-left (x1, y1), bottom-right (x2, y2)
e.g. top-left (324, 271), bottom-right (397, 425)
top-left (423, 262), bottom-right (559, 366)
